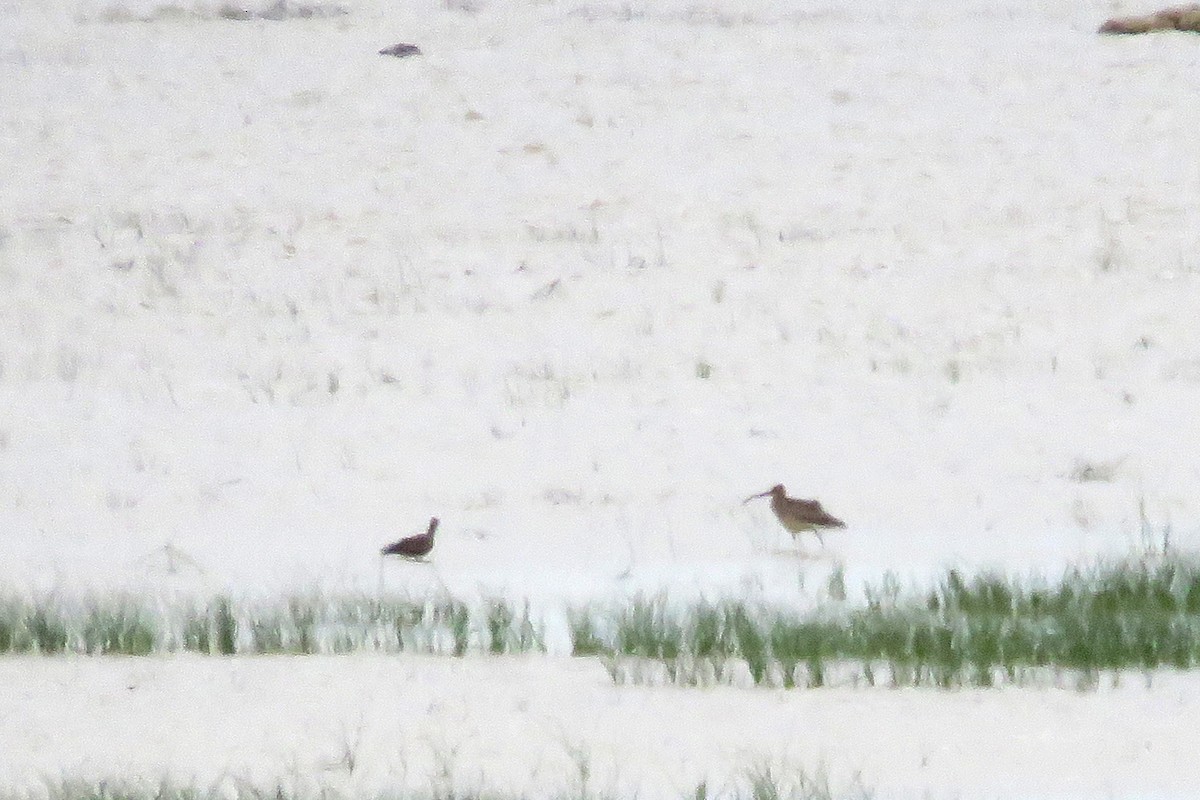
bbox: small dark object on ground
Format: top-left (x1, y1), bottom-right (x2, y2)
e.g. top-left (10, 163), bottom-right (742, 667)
top-left (1099, 3), bottom-right (1200, 33)
top-left (380, 43), bottom-right (422, 57)
top-left (381, 517), bottom-right (439, 560)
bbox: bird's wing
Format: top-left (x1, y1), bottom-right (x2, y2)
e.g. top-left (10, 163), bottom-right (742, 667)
top-left (799, 499), bottom-right (845, 526)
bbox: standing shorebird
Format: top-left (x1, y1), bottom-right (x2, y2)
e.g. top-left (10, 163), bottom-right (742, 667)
top-left (381, 517), bottom-right (439, 561)
top-left (743, 485), bottom-right (846, 546)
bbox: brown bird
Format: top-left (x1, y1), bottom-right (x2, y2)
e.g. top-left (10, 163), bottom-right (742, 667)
top-left (743, 485), bottom-right (845, 546)
top-left (381, 517), bottom-right (439, 560)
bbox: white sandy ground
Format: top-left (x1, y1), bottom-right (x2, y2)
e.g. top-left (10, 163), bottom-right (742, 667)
top-left (3, 0), bottom-right (1200, 602)
top-left (3, 654), bottom-right (1200, 800)
top-left (3, 0), bottom-right (1200, 794)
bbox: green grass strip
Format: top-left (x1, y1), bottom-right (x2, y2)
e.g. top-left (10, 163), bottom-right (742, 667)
top-left (0, 592), bottom-right (543, 657)
top-left (4, 554), bottom-right (1200, 688)
top-left (589, 554), bottom-right (1200, 687)
top-left (9, 766), bottom-right (872, 800)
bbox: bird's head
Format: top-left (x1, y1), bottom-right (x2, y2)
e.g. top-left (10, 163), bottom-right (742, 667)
top-left (743, 484), bottom-right (786, 504)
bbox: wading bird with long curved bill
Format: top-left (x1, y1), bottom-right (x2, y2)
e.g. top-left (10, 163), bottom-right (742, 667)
top-left (743, 485), bottom-right (845, 546)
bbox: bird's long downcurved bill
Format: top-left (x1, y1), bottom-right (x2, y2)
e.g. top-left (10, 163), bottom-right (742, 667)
top-left (743, 490), bottom-right (772, 504)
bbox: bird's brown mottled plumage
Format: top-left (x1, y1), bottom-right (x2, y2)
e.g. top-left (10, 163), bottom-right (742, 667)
top-left (381, 517), bottom-right (439, 560)
top-left (743, 484), bottom-right (845, 545)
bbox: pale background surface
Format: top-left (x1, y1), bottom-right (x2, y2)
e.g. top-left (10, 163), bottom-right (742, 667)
top-left (2, 0), bottom-right (1198, 794)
